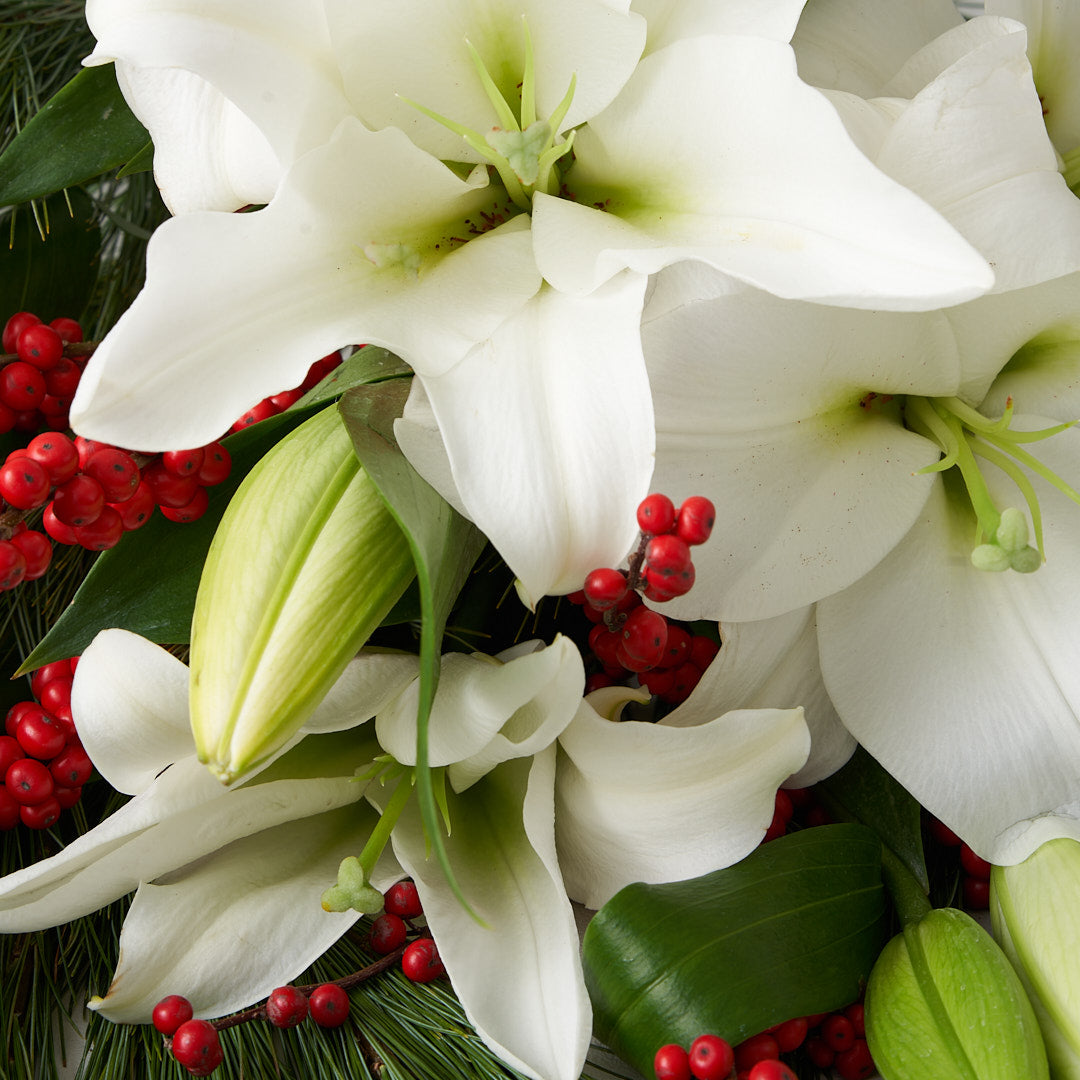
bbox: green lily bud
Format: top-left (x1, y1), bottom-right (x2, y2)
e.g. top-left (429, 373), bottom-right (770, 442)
top-left (190, 405), bottom-right (415, 784)
top-left (320, 856), bottom-right (385, 915)
top-left (865, 907), bottom-right (1049, 1080)
top-left (992, 838), bottom-right (1080, 1079)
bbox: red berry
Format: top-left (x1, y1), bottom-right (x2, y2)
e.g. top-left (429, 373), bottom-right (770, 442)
top-left (644, 562), bottom-right (695, 599)
top-left (0, 542), bottom-right (27, 590)
top-left (26, 432), bottom-right (79, 485)
top-left (38, 677), bottom-right (73, 717)
top-left (747, 1062), bottom-right (797, 1080)
top-left (308, 983), bottom-right (350, 1027)
top-left (654, 1043), bottom-right (691, 1080)
top-left (584, 672), bottom-right (616, 694)
top-left (143, 460), bottom-right (199, 508)
top-left (582, 567), bottom-right (629, 611)
top-left (16, 323), bottom-right (64, 370)
top-left (369, 913), bottom-right (408, 954)
top-left (113, 481), bottom-right (156, 530)
top-left (53, 785), bottom-right (82, 808)
top-left (11, 529), bottom-right (56, 582)
top-left (49, 317), bottom-right (83, 343)
top-left (0, 455), bottom-right (52, 509)
top-left (0, 361), bottom-right (47, 410)
top-left (804, 1036), bottom-right (835, 1068)
top-left (676, 496), bottom-right (716, 546)
top-left (384, 880), bottom-right (423, 919)
top-left (843, 1003), bottom-right (865, 1037)
top-left (20, 796), bottom-right (61, 829)
top-left (195, 442), bottom-right (231, 486)
top-left (821, 1013), bottom-right (856, 1053)
top-left (689, 636), bottom-right (720, 670)
top-left (43, 503), bottom-right (78, 545)
top-left (171, 1019), bottom-right (223, 1075)
top-left (73, 505), bottom-right (124, 550)
top-left (231, 400), bottom-right (278, 430)
top-left (401, 938), bottom-right (445, 983)
top-left (620, 607), bottom-right (668, 666)
top-left (0, 735), bottom-right (25, 775)
top-left (30, 660), bottom-right (72, 699)
top-left (657, 625), bottom-right (692, 669)
top-left (0, 786), bottom-right (20, 830)
top-left (6, 702), bottom-right (36, 737)
top-left (960, 843), bottom-right (992, 880)
top-left (15, 709), bottom-right (67, 760)
top-left (50, 745), bottom-right (93, 787)
top-left (588, 625), bottom-right (624, 670)
top-left (3, 312), bottom-right (40, 353)
top-left (152, 994), bottom-right (194, 1036)
top-left (834, 1039), bottom-right (876, 1080)
top-left (52, 474), bottom-right (105, 527)
top-left (5, 758), bottom-right (54, 805)
top-left (963, 875), bottom-right (990, 909)
top-left (929, 816), bottom-right (962, 846)
top-left (688, 1034), bottom-right (734, 1080)
top-left (44, 357), bottom-right (82, 399)
top-left (639, 667), bottom-right (675, 696)
top-left (661, 662), bottom-right (703, 704)
top-left (645, 534), bottom-right (693, 577)
top-left (771, 1016), bottom-right (807, 1052)
top-left (637, 493), bottom-right (677, 535)
top-left (265, 985), bottom-right (308, 1028)
top-left (773, 789), bottom-right (794, 825)
top-left (74, 437), bottom-right (112, 470)
top-left (160, 486), bottom-right (209, 524)
top-left (733, 1033), bottom-right (779, 1072)
top-left (84, 448), bottom-right (141, 502)
top-left (161, 448), bottom-right (205, 477)
top-left (269, 387), bottom-right (304, 411)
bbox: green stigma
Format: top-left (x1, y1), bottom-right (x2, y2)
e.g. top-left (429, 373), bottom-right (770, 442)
top-left (400, 16), bottom-right (577, 212)
top-left (905, 394), bottom-right (1080, 573)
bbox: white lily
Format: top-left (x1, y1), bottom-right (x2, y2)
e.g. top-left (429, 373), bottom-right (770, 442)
top-left (643, 253), bottom-right (1080, 866)
top-left (71, 0), bottom-right (992, 604)
top-left (0, 628), bottom-right (809, 1080)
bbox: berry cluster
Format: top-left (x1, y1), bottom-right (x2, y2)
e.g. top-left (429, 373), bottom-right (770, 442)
top-left (799, 1004), bottom-right (875, 1079)
top-left (230, 351), bottom-right (344, 431)
top-left (0, 430), bottom-right (231, 588)
top-left (926, 814), bottom-right (993, 909)
top-left (1, 658), bottom-right (90, 830)
top-left (654, 1033), bottom-right (799, 1080)
top-left (153, 880), bottom-right (441, 1076)
top-left (1, 311), bottom-right (90, 434)
top-left (761, 787), bottom-right (833, 846)
top-left (568, 494), bottom-right (719, 705)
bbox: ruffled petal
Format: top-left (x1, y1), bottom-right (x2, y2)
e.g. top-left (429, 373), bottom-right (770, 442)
top-left (397, 274), bottom-right (653, 604)
top-left (88, 803), bottom-right (396, 1021)
top-left (85, 0), bottom-right (351, 167)
top-left (533, 35), bottom-right (992, 308)
top-left (112, 62), bottom-right (281, 213)
top-left (555, 698), bottom-right (810, 908)
top-left (70, 118), bottom-right (541, 450)
top-left (390, 752), bottom-right (592, 1080)
top-left (818, 435), bottom-right (1080, 866)
top-left (375, 638), bottom-right (583, 789)
top-left (325, 0), bottom-right (645, 162)
top-left (302, 651), bottom-right (421, 734)
top-left (663, 608), bottom-right (855, 788)
top-left (71, 630), bottom-right (193, 795)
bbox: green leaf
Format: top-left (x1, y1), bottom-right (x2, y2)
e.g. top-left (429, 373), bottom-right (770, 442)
top-left (0, 65), bottom-right (149, 206)
top-left (0, 190), bottom-right (100, 319)
top-left (339, 380), bottom-right (487, 919)
top-left (583, 824), bottom-right (887, 1077)
top-left (19, 408), bottom-right (321, 672)
top-left (817, 744), bottom-right (929, 892)
top-left (295, 346), bottom-right (413, 411)
top-left (115, 140), bottom-right (154, 179)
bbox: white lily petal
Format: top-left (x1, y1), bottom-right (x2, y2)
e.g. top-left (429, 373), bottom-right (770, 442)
top-left (663, 608), bottom-right (855, 788)
top-left (632, 0), bottom-right (808, 53)
top-left (534, 35), bottom-right (991, 308)
top-left (376, 638), bottom-right (583, 789)
top-left (390, 752), bottom-right (592, 1080)
top-left (0, 731), bottom-right (378, 932)
top-left (818, 435), bottom-right (1080, 866)
top-left (89, 803), bottom-right (393, 1021)
top-left (555, 701), bottom-right (810, 908)
top-left (113, 62), bottom-right (281, 213)
top-left (325, 0), bottom-right (645, 163)
top-left (85, 0), bottom-right (350, 167)
top-left (302, 651), bottom-right (421, 735)
top-left (70, 119), bottom-right (540, 450)
top-left (791, 0), bottom-right (962, 96)
top-left (874, 22), bottom-right (1080, 292)
top-left (71, 630), bottom-right (193, 795)
top-left (400, 275), bottom-right (652, 605)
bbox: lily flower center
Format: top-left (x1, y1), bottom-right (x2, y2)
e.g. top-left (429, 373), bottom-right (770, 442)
top-left (401, 16), bottom-right (577, 213)
top-left (902, 394), bottom-right (1080, 573)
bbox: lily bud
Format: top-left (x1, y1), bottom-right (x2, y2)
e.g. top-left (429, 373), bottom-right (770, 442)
top-left (190, 405), bottom-right (415, 783)
top-left (992, 838), bottom-right (1080, 1079)
top-left (865, 907), bottom-right (1049, 1080)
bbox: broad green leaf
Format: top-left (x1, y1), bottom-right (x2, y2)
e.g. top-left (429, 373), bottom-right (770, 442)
top-left (19, 408), bottom-right (321, 672)
top-left (295, 346), bottom-right (412, 411)
top-left (0, 190), bottom-right (100, 319)
top-left (115, 141), bottom-right (154, 179)
top-left (583, 824), bottom-right (886, 1077)
top-left (339, 380), bottom-right (486, 917)
top-left (818, 744), bottom-right (929, 892)
top-left (0, 65), bottom-right (149, 206)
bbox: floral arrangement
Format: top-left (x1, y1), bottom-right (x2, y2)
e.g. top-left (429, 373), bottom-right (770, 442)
top-left (2, 1), bottom-right (1080, 1079)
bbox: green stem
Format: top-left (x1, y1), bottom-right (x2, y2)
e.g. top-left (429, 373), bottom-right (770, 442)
top-left (358, 773), bottom-right (415, 880)
top-left (880, 845), bottom-right (932, 929)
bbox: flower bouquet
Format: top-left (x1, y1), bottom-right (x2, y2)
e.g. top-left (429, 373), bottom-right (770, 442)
top-left (2, 1), bottom-right (1080, 1079)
